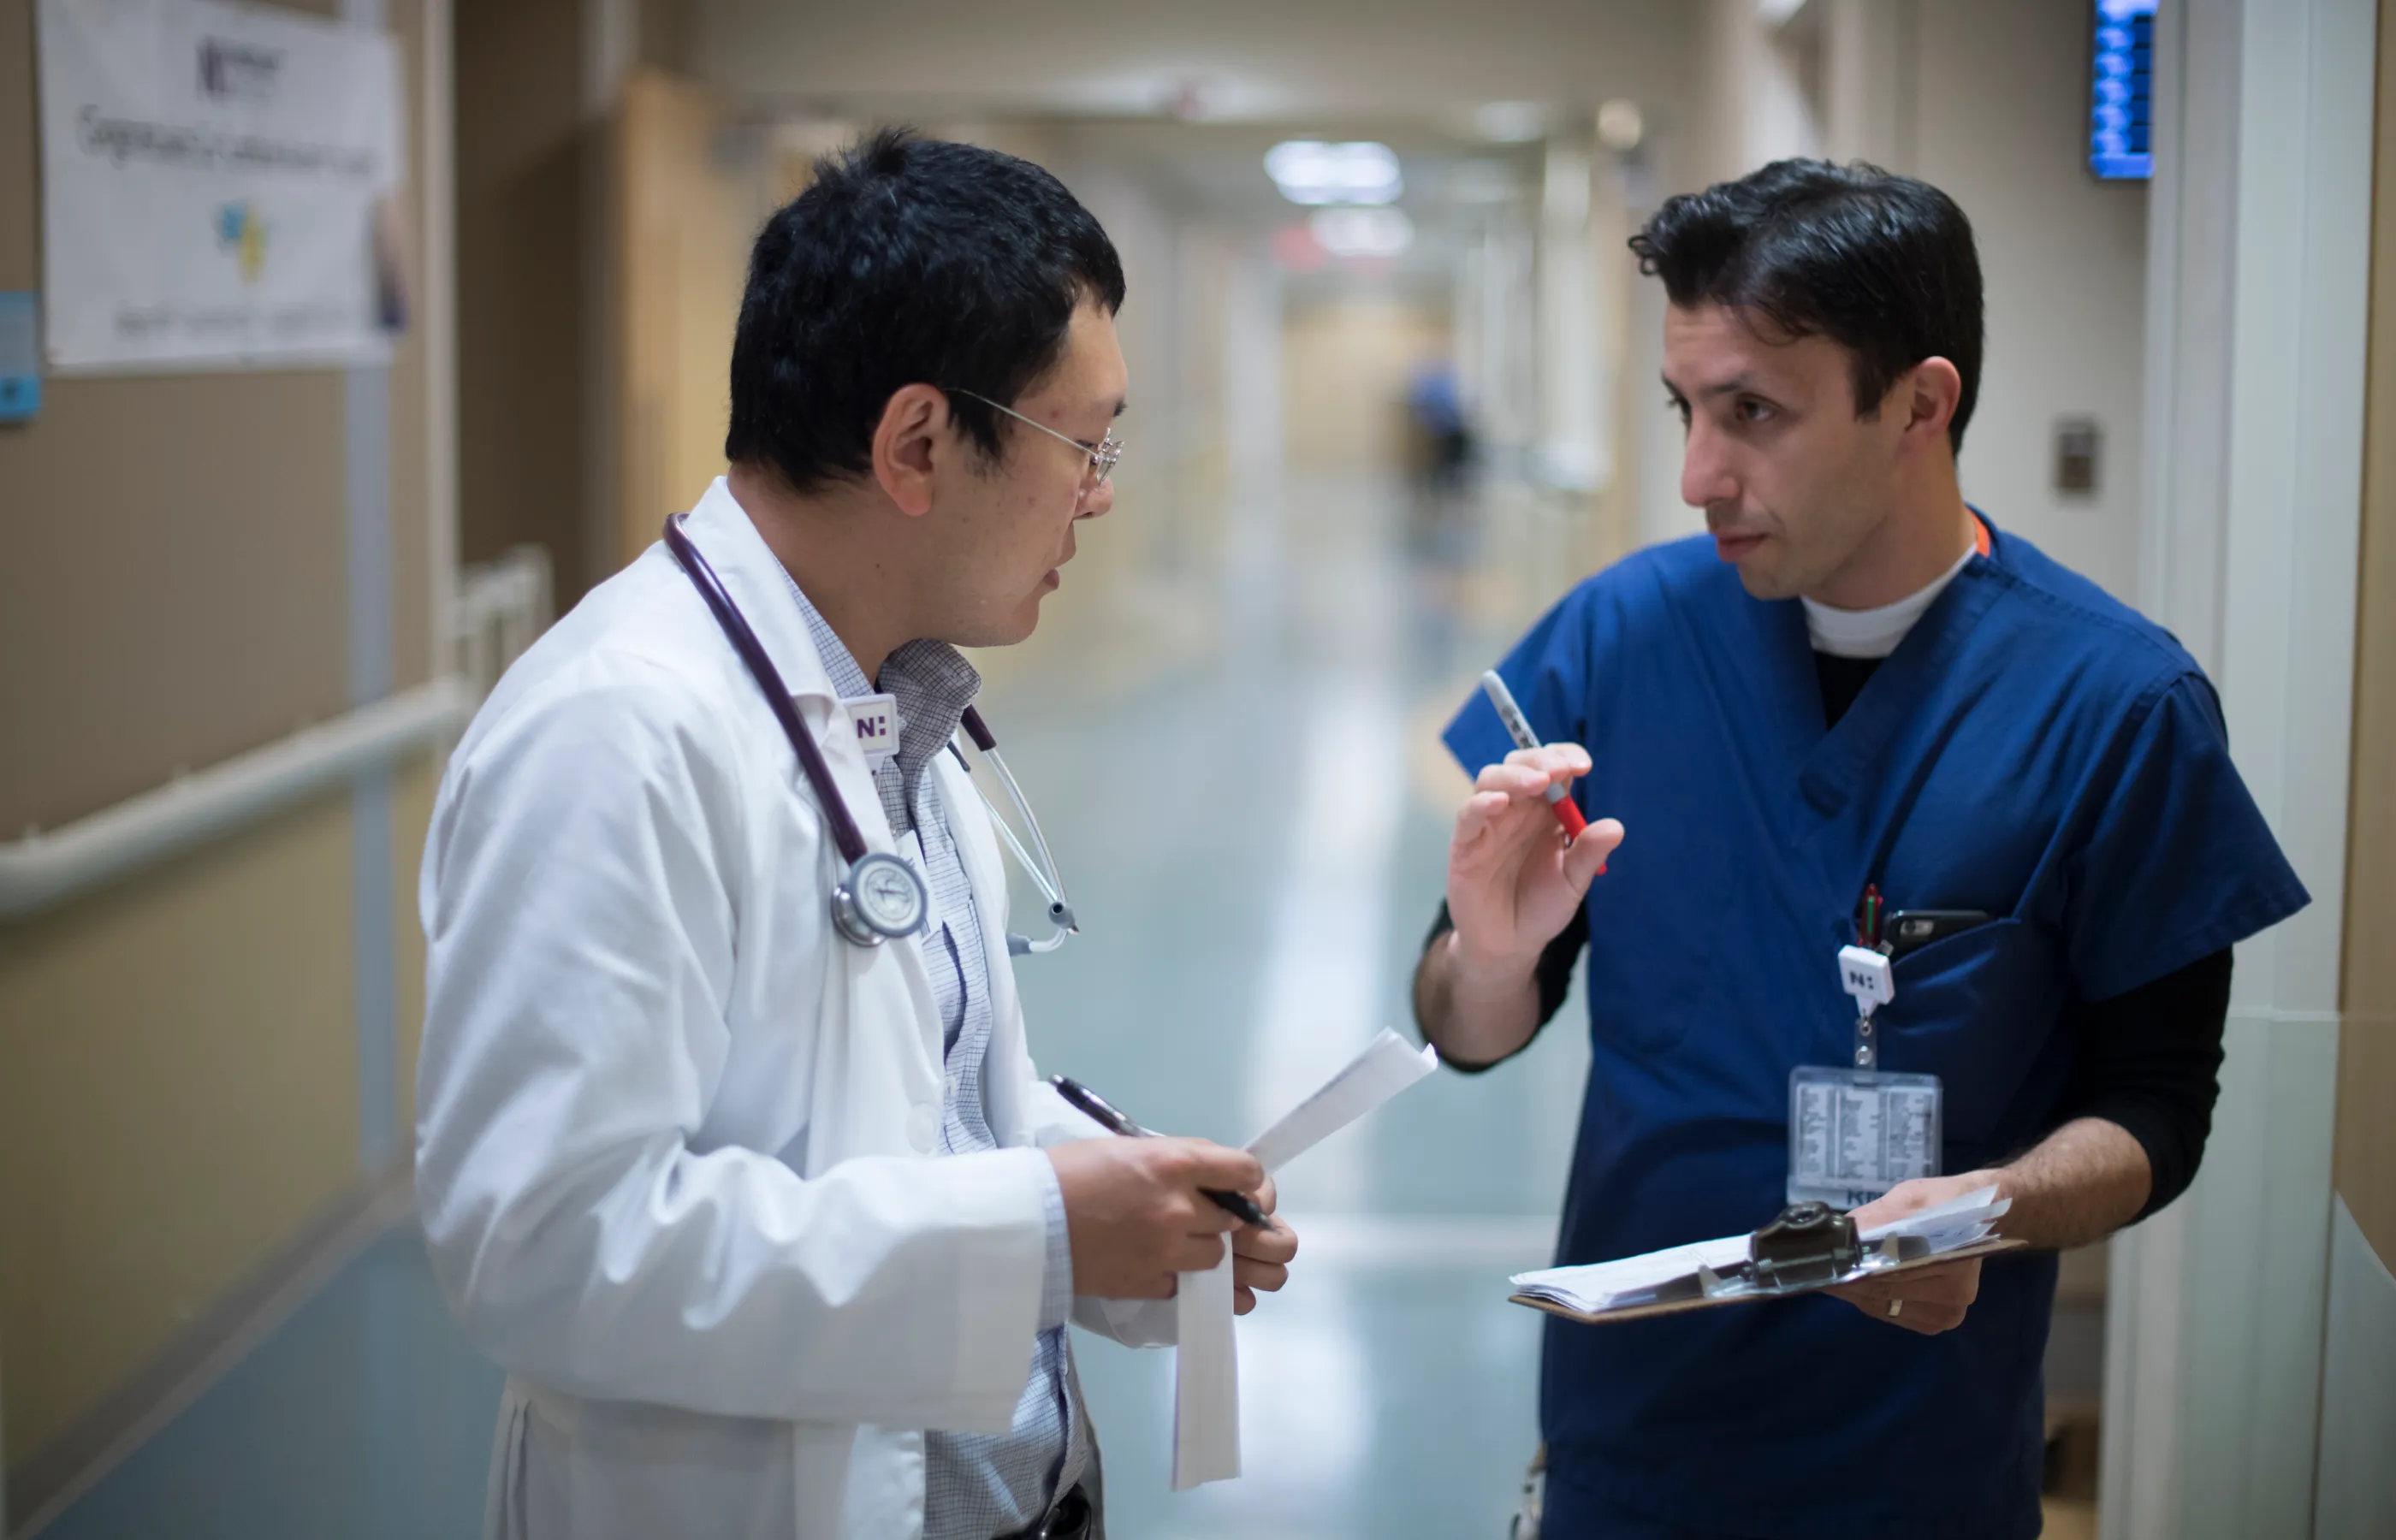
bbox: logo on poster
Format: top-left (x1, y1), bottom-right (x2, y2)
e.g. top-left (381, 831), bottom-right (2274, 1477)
top-left (199, 37), bottom-right (282, 103)
top-left (216, 202), bottom-right (268, 281)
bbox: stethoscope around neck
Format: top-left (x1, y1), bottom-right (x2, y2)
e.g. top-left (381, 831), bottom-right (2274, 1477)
top-left (661, 514), bottom-right (1078, 957)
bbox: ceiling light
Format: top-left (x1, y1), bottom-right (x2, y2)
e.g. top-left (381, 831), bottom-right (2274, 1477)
top-left (1309, 206), bottom-right (1414, 258)
top-left (1265, 140), bottom-right (1403, 205)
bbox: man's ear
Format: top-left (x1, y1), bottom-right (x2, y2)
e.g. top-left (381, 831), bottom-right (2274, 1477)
top-left (871, 384), bottom-right (951, 518)
top-left (1901, 358), bottom-right (1963, 454)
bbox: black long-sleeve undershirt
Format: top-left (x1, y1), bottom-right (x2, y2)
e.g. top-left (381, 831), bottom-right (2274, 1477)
top-left (1414, 649), bottom-right (2233, 1219)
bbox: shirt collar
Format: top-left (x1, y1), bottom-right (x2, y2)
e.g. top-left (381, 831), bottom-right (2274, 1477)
top-left (1800, 540), bottom-right (1978, 660)
top-left (773, 568), bottom-right (982, 779)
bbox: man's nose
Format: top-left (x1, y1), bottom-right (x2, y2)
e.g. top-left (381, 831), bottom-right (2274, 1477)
top-left (1680, 422), bottom-right (1740, 512)
top-left (1079, 476), bottom-right (1116, 519)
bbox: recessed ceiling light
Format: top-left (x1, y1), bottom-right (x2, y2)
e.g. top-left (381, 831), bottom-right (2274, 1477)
top-left (1265, 140), bottom-right (1403, 205)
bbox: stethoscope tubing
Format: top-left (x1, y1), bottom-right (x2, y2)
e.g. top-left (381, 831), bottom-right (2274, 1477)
top-left (662, 515), bottom-right (874, 869)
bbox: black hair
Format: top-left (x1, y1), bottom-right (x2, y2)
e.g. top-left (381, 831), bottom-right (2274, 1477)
top-left (724, 127), bottom-right (1126, 493)
top-left (1628, 158), bottom-right (1984, 453)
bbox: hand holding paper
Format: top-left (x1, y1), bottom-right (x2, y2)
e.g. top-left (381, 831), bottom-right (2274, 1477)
top-left (1046, 1135), bottom-right (1262, 1300)
top-left (1827, 1172), bottom-right (2015, 1335)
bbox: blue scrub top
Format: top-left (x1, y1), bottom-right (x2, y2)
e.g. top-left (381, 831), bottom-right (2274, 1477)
top-left (1444, 518), bottom-right (2309, 1540)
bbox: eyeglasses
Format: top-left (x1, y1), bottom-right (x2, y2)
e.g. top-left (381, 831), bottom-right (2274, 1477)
top-left (947, 388), bottom-right (1124, 488)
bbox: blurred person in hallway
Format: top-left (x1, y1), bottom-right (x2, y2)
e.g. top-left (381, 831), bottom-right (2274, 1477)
top-left (1412, 160), bottom-right (2307, 1540)
top-left (414, 130), bottom-right (1296, 1540)
top-left (1404, 358), bottom-right (1477, 561)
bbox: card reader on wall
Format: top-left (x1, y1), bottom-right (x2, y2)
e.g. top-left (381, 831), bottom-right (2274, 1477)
top-left (0, 293), bottom-right (39, 423)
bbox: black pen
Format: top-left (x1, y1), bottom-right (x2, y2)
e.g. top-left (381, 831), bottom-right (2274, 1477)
top-left (1048, 1075), bottom-right (1272, 1229)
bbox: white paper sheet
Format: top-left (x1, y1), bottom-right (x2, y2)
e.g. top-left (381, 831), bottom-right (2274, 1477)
top-left (1171, 1028), bottom-right (1439, 1489)
top-left (1171, 1253), bottom-right (1240, 1487)
top-left (1247, 1029), bottom-right (1442, 1176)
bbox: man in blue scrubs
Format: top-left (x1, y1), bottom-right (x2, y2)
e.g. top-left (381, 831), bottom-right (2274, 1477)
top-left (1413, 160), bottom-right (2310, 1539)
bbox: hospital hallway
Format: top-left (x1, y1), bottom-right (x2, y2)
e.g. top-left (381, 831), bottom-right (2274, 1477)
top-left (9, 1), bottom-right (2396, 1537)
top-left (19, 460), bottom-right (1605, 1540)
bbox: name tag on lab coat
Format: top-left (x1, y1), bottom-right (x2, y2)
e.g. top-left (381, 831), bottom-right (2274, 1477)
top-left (845, 693), bottom-right (898, 772)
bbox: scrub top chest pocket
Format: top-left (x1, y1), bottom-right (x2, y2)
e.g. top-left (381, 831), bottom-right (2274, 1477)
top-left (1874, 916), bottom-right (2071, 1167)
top-left (1786, 900), bottom-right (2018, 1209)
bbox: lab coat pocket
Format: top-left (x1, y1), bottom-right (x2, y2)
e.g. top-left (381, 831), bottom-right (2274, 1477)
top-left (1877, 918), bottom-right (2067, 1160)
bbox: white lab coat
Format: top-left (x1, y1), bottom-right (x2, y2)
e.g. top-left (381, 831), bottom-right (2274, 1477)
top-left (415, 477), bottom-right (1174, 1540)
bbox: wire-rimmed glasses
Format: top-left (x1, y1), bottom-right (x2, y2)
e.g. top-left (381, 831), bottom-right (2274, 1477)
top-left (947, 388), bottom-right (1124, 487)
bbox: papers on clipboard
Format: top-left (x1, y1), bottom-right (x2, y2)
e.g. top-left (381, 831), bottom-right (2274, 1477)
top-left (1509, 1185), bottom-right (2016, 1322)
top-left (1172, 1028), bottom-right (1438, 1490)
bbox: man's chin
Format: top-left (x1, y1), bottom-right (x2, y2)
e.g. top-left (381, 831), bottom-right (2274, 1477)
top-left (976, 596), bottom-right (1046, 649)
top-left (1735, 562), bottom-right (1800, 601)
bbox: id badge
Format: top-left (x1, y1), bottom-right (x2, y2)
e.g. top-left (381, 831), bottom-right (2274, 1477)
top-left (845, 693), bottom-right (898, 772)
top-left (1787, 1065), bottom-right (1942, 1208)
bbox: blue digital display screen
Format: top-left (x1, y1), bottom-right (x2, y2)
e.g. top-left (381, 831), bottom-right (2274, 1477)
top-left (2091, 1), bottom-right (2157, 180)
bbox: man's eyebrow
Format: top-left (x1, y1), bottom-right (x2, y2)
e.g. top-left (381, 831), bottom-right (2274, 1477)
top-left (1112, 398), bottom-right (1129, 419)
top-left (1693, 372), bottom-right (1762, 399)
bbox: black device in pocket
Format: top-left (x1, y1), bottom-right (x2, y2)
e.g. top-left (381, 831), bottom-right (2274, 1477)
top-left (1883, 909), bottom-right (1994, 960)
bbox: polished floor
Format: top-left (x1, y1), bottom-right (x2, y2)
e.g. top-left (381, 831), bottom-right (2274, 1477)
top-left (33, 467), bottom-right (1603, 1538)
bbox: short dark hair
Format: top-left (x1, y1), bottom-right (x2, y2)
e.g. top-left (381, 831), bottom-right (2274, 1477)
top-left (1628, 158), bottom-right (1984, 453)
top-left (724, 127), bottom-right (1127, 493)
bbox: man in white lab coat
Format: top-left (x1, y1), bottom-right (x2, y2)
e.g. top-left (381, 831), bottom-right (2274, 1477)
top-left (414, 129), bottom-right (1299, 1540)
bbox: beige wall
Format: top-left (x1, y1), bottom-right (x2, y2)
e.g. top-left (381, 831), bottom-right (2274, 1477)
top-left (1911, 0), bottom-right (2149, 606)
top-left (455, 0), bottom-right (595, 595)
top-left (0, 797), bottom-right (361, 1458)
top-left (2339, 0), bottom-right (2396, 1274)
top-left (1283, 293), bottom-right (1450, 473)
top-left (0, 0), bottom-right (445, 1502)
top-left (612, 68), bottom-right (761, 571)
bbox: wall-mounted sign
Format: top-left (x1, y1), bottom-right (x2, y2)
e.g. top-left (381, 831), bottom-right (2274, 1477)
top-left (2090, 2), bottom-right (2156, 181)
top-left (36, 0), bottom-right (404, 373)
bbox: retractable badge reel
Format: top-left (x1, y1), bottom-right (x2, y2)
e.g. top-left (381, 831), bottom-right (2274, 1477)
top-left (1788, 885), bottom-right (1942, 1208)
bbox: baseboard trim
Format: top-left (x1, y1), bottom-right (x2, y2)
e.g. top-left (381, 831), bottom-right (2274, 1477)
top-left (6, 1164), bottom-right (416, 1537)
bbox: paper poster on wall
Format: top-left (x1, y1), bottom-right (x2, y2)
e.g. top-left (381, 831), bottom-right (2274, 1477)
top-left (36, 0), bottom-right (406, 373)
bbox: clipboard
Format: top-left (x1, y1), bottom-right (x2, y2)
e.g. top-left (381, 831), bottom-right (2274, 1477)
top-left (1509, 1196), bottom-right (2027, 1326)
top-left (1511, 1235), bottom-right (2025, 1325)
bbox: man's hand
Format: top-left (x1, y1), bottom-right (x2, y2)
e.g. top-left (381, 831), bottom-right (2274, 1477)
top-left (1231, 1177), bottom-right (1298, 1316)
top-left (1827, 1170), bottom-right (2009, 1336)
top-left (1414, 746), bottom-right (1625, 1069)
top-left (1446, 746), bottom-right (1623, 969)
top-left (1047, 1137), bottom-right (1263, 1300)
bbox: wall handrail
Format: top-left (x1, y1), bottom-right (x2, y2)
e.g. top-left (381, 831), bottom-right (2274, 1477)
top-left (0, 679), bottom-right (476, 921)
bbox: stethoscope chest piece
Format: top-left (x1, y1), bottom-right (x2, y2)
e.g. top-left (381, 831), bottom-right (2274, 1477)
top-left (832, 850), bottom-right (929, 946)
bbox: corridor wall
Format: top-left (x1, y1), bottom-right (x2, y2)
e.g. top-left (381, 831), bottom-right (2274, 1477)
top-left (0, 0), bottom-right (449, 1525)
top-left (2316, 6), bottom-right (2396, 1531)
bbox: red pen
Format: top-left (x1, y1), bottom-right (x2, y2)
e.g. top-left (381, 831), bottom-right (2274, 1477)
top-left (1480, 670), bottom-right (1590, 838)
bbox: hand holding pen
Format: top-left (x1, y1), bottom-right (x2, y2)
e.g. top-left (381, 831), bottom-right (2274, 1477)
top-left (1042, 1077), bottom-right (1298, 1312)
top-left (1443, 672), bottom-right (1626, 972)
top-left (1051, 1077), bottom-right (1270, 1225)
top-left (1480, 671), bottom-right (1587, 838)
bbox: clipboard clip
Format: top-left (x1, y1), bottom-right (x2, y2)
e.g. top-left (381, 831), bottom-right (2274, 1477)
top-left (1747, 1202), bottom-right (1863, 1292)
